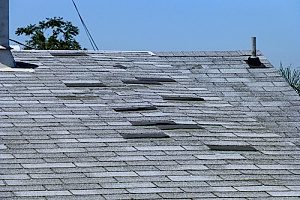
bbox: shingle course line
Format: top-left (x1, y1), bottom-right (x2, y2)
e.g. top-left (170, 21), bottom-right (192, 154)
top-left (2, 50), bottom-right (299, 198)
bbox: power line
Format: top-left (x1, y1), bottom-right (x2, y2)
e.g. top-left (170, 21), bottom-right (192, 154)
top-left (9, 39), bottom-right (35, 50)
top-left (71, 0), bottom-right (99, 50)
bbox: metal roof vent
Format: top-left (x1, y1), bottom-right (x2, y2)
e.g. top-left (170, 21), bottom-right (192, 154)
top-left (0, 0), bottom-right (16, 68)
top-left (247, 37), bottom-right (264, 68)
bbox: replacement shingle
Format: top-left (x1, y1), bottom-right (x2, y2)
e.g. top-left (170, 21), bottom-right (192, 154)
top-left (162, 95), bottom-right (204, 101)
top-left (114, 106), bottom-right (157, 112)
top-left (120, 132), bottom-right (170, 139)
top-left (207, 145), bottom-right (257, 151)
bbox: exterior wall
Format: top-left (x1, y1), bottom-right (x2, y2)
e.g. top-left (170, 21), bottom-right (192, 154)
top-left (0, 0), bottom-right (9, 48)
top-left (0, 0), bottom-right (15, 68)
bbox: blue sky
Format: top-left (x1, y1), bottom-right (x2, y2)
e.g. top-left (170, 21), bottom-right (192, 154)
top-left (9, 0), bottom-right (300, 68)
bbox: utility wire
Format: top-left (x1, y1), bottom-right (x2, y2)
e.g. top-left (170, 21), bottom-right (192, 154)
top-left (72, 0), bottom-right (99, 50)
top-left (9, 39), bottom-right (35, 50)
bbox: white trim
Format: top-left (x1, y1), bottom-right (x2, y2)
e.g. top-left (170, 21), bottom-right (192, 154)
top-left (0, 64), bottom-right (34, 72)
top-left (16, 50), bottom-right (157, 56)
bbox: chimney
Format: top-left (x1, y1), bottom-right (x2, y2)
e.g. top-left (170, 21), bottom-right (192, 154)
top-left (0, 0), bottom-right (16, 68)
top-left (247, 37), bottom-right (262, 67)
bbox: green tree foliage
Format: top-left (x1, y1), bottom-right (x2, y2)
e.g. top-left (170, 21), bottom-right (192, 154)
top-left (16, 17), bottom-right (81, 50)
top-left (279, 64), bottom-right (300, 95)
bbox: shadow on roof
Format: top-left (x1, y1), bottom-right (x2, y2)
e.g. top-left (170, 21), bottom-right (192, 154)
top-left (15, 61), bottom-right (39, 69)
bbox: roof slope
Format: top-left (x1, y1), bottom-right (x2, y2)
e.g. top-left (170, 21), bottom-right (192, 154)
top-left (0, 50), bottom-right (300, 199)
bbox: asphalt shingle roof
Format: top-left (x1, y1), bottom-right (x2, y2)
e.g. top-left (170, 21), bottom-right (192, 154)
top-left (0, 50), bottom-right (300, 199)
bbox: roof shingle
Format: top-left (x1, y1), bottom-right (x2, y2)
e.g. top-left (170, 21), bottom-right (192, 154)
top-left (0, 50), bottom-right (299, 199)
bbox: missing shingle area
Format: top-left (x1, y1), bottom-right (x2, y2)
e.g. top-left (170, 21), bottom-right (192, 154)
top-left (51, 52), bottom-right (88, 57)
top-left (294, 142), bottom-right (300, 148)
top-left (158, 124), bottom-right (203, 130)
top-left (64, 82), bottom-right (107, 88)
top-left (207, 145), bottom-right (257, 152)
top-left (192, 64), bottom-right (203, 69)
top-left (130, 120), bottom-right (176, 126)
top-left (57, 95), bottom-right (97, 100)
top-left (122, 79), bottom-right (162, 85)
top-left (122, 77), bottom-right (176, 85)
top-left (120, 132), bottom-right (170, 139)
top-left (162, 95), bottom-right (205, 101)
top-left (114, 106), bottom-right (157, 112)
top-left (113, 64), bottom-right (127, 69)
top-left (135, 77), bottom-right (176, 83)
top-left (15, 62), bottom-right (39, 69)
top-left (130, 120), bottom-right (203, 130)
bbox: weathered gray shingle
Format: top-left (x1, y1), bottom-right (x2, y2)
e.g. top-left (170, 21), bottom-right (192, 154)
top-left (0, 50), bottom-right (299, 198)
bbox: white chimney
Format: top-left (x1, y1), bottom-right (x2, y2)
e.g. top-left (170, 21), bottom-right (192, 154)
top-left (0, 0), bottom-right (16, 68)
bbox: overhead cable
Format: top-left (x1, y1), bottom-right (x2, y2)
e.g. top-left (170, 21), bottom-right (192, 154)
top-left (9, 39), bottom-right (35, 50)
top-left (72, 0), bottom-right (99, 50)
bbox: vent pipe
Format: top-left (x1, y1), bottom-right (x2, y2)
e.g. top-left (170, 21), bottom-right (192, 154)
top-left (0, 0), bottom-right (16, 68)
top-left (247, 37), bottom-right (262, 67)
top-left (251, 37), bottom-right (257, 57)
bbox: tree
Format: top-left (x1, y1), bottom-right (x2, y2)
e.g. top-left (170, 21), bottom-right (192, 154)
top-left (279, 64), bottom-right (300, 95)
top-left (16, 17), bottom-right (82, 50)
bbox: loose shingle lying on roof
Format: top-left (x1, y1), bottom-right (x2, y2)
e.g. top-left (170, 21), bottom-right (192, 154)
top-left (1, 50), bottom-right (299, 199)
